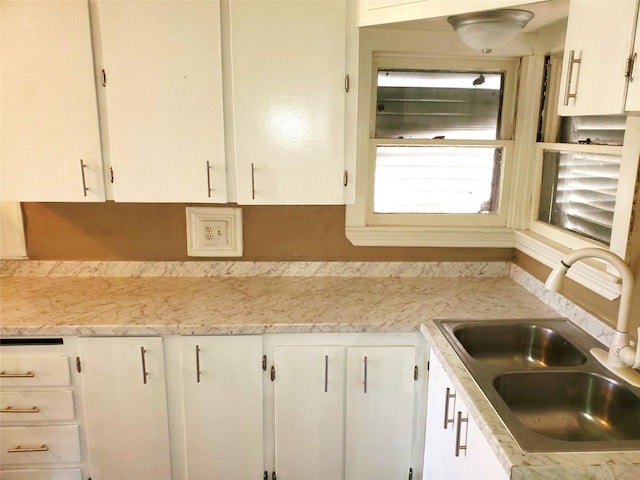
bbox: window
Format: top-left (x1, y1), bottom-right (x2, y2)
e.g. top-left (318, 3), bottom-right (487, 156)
top-left (516, 53), bottom-right (640, 300)
top-left (346, 55), bottom-right (520, 246)
top-left (536, 116), bottom-right (626, 246)
top-left (529, 53), bottom-right (634, 254)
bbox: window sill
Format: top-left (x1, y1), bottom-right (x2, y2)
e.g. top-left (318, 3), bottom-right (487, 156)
top-left (345, 225), bottom-right (516, 247)
top-left (514, 230), bottom-right (622, 301)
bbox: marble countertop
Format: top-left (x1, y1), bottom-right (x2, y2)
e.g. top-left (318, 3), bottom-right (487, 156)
top-left (2, 260), bottom-right (638, 478)
top-left (1, 272), bottom-right (558, 336)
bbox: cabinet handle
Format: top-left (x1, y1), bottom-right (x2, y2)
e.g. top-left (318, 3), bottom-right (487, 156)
top-left (8, 444), bottom-right (49, 453)
top-left (79, 159), bottom-right (89, 197)
top-left (140, 346), bottom-right (149, 384)
top-left (563, 49), bottom-right (581, 106)
top-left (363, 356), bottom-right (368, 394)
top-left (455, 411), bottom-right (468, 457)
top-left (0, 371), bottom-right (35, 378)
top-left (195, 344), bottom-right (202, 383)
top-left (324, 355), bottom-right (329, 393)
top-left (0, 406), bottom-right (40, 413)
top-left (206, 161), bottom-right (212, 198)
top-left (251, 163), bottom-right (256, 200)
top-left (443, 387), bottom-right (456, 429)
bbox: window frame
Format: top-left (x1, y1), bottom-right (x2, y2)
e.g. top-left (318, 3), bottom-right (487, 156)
top-left (346, 50), bottom-right (523, 246)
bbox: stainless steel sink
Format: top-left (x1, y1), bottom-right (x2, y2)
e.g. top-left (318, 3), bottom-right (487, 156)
top-left (453, 323), bottom-right (586, 368)
top-left (494, 371), bottom-right (640, 443)
top-left (436, 319), bottom-right (640, 452)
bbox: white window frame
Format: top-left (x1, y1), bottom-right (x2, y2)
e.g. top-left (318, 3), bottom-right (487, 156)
top-left (346, 30), bottom-right (527, 247)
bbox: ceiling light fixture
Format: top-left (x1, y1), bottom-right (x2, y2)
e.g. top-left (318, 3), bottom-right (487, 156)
top-left (447, 9), bottom-right (534, 54)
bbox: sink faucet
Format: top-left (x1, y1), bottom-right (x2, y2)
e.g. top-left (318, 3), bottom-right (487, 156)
top-left (545, 247), bottom-right (640, 387)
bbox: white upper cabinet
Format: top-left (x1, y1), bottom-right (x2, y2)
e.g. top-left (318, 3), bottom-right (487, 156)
top-left (229, 0), bottom-right (352, 204)
top-left (95, 0), bottom-right (227, 202)
top-left (0, 0), bottom-right (105, 202)
top-left (626, 11), bottom-right (640, 111)
top-left (357, 0), bottom-right (539, 27)
top-left (558, 0), bottom-right (639, 116)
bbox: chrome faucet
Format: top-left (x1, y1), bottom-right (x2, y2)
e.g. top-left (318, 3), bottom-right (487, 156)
top-left (545, 247), bottom-right (640, 386)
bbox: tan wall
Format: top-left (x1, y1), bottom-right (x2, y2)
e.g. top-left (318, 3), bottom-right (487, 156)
top-left (21, 203), bottom-right (513, 262)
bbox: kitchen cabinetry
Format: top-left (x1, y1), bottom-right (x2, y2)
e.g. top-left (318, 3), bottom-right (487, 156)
top-left (229, 0), bottom-right (354, 204)
top-left (95, 0), bottom-right (227, 202)
top-left (0, 0), bottom-right (105, 202)
top-left (626, 12), bottom-right (640, 111)
top-left (423, 353), bottom-right (507, 480)
top-left (78, 337), bottom-right (172, 480)
top-left (558, 0), bottom-right (640, 115)
top-left (265, 334), bottom-right (425, 479)
top-left (180, 336), bottom-right (264, 480)
top-left (357, 0), bottom-right (539, 27)
top-left (0, 338), bottom-right (85, 479)
top-left (272, 345), bottom-right (346, 479)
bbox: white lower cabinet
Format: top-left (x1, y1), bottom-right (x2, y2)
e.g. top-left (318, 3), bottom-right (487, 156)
top-left (78, 337), bottom-right (172, 480)
top-left (423, 353), bottom-right (507, 480)
top-left (265, 334), bottom-right (426, 480)
top-left (180, 336), bottom-right (264, 480)
top-left (273, 345), bottom-right (346, 479)
top-left (345, 346), bottom-right (416, 479)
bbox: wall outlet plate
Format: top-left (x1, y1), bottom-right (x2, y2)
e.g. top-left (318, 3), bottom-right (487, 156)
top-left (186, 207), bottom-right (243, 257)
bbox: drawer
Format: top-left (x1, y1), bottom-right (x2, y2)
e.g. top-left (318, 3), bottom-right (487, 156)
top-left (0, 425), bottom-right (81, 465)
top-left (0, 356), bottom-right (70, 387)
top-left (0, 392), bottom-right (75, 423)
top-left (0, 468), bottom-right (82, 480)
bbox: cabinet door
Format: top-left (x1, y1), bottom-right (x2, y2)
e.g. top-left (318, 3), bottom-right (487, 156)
top-left (423, 353), bottom-right (507, 480)
top-left (423, 353), bottom-right (465, 479)
top-left (181, 336), bottom-right (263, 480)
top-left (96, 0), bottom-right (226, 202)
top-left (558, 0), bottom-right (638, 115)
top-left (273, 345), bottom-right (345, 480)
top-left (79, 337), bottom-right (171, 480)
top-left (625, 12), bottom-right (640, 112)
top-left (229, 0), bottom-right (348, 204)
top-left (0, 0), bottom-right (104, 201)
top-left (345, 346), bottom-right (416, 479)
top-left (462, 408), bottom-right (508, 480)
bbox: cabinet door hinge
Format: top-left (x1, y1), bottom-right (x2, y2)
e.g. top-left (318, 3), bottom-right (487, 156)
top-left (109, 166), bottom-right (114, 184)
top-left (76, 356), bottom-right (82, 373)
top-left (414, 365), bottom-right (419, 381)
top-left (626, 52), bottom-right (637, 81)
top-left (101, 68), bottom-right (107, 87)
top-left (408, 467), bottom-right (413, 480)
top-left (270, 365), bottom-right (276, 381)
top-left (273, 472), bottom-right (277, 480)
top-left (345, 74), bottom-right (350, 93)
top-left (427, 360), bottom-right (430, 371)
top-left (262, 355), bottom-right (267, 371)
top-left (343, 170), bottom-right (349, 187)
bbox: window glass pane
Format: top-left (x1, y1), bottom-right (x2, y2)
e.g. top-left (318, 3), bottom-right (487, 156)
top-left (559, 115), bottom-right (626, 145)
top-left (375, 70), bottom-right (503, 140)
top-left (538, 150), bottom-right (621, 245)
top-left (374, 146), bottom-right (503, 214)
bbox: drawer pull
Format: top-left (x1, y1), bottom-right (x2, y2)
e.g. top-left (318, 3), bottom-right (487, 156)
top-left (8, 444), bottom-right (49, 453)
top-left (0, 371), bottom-right (35, 378)
top-left (0, 406), bottom-right (40, 413)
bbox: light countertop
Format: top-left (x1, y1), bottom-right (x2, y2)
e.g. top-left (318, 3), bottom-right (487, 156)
top-left (1, 260), bottom-right (638, 479)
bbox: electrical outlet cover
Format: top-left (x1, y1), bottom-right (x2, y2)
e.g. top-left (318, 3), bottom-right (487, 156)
top-left (186, 207), bottom-right (243, 257)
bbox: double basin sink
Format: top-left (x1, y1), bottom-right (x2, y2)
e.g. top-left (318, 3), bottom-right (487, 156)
top-left (436, 319), bottom-right (640, 452)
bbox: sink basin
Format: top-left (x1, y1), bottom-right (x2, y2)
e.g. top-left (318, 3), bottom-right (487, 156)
top-left (435, 319), bottom-right (640, 451)
top-left (494, 371), bottom-right (640, 443)
top-left (453, 323), bottom-right (587, 368)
